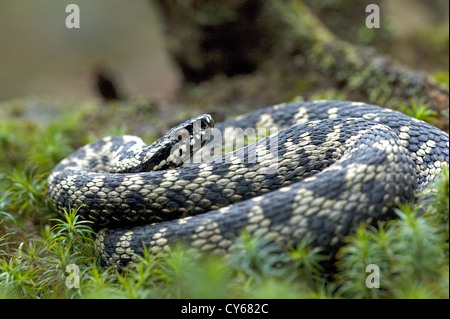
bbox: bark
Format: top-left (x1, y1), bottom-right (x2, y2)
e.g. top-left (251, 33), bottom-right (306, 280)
top-left (153, 0), bottom-right (449, 114)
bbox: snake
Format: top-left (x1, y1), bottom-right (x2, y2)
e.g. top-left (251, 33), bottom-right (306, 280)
top-left (47, 100), bottom-right (449, 268)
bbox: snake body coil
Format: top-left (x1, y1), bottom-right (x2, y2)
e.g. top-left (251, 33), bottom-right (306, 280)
top-left (47, 101), bottom-right (449, 267)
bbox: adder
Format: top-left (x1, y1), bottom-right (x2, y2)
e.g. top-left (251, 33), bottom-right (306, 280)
top-left (47, 100), bottom-right (449, 267)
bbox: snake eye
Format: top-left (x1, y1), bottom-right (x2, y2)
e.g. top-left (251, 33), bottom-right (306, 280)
top-left (177, 132), bottom-right (183, 140)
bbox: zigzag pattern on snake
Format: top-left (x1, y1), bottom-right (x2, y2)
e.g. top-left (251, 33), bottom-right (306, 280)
top-left (47, 101), bottom-right (449, 268)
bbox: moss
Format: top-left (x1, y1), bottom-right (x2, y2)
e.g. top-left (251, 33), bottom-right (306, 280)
top-left (0, 96), bottom-right (448, 298)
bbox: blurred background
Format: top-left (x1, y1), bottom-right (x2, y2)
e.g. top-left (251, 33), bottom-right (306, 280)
top-left (0, 0), bottom-right (178, 101)
top-left (0, 0), bottom-right (448, 103)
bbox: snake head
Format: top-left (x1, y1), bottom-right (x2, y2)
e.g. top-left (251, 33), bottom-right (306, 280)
top-left (119, 114), bottom-right (214, 172)
top-left (169, 113), bottom-right (214, 145)
top-left (165, 114), bottom-right (215, 168)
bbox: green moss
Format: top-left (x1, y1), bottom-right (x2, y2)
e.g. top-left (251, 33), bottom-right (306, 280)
top-left (432, 71), bottom-right (449, 88)
top-left (399, 100), bottom-right (439, 123)
top-left (0, 97), bottom-right (448, 299)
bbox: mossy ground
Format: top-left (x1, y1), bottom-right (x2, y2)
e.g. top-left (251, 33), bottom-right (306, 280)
top-left (0, 96), bottom-right (448, 299)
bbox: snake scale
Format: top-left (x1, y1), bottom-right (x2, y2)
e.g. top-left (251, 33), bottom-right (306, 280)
top-left (47, 101), bottom-right (449, 268)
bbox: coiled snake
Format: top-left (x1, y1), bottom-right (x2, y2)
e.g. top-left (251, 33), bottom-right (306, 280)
top-left (47, 101), bottom-right (449, 267)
